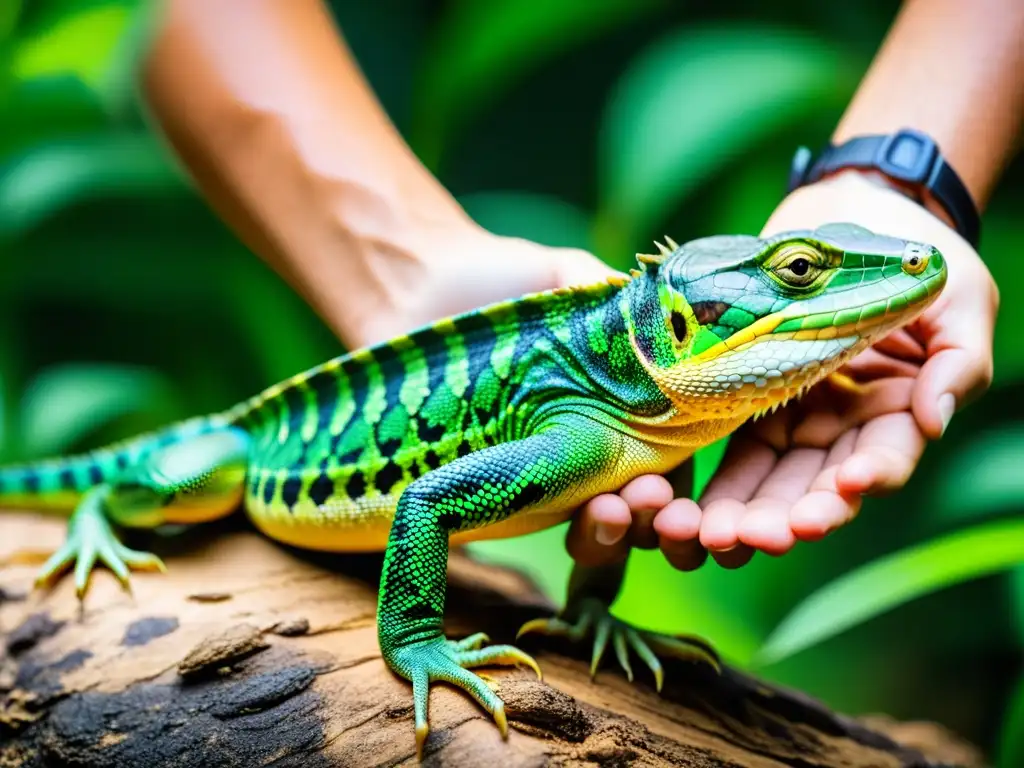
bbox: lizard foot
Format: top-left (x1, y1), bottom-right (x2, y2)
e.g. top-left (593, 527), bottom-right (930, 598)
top-left (387, 634), bottom-right (541, 760)
top-left (517, 597), bottom-right (720, 692)
top-left (35, 502), bottom-right (166, 600)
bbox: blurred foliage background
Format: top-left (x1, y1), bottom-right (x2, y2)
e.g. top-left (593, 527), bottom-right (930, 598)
top-left (2, 0), bottom-right (1024, 762)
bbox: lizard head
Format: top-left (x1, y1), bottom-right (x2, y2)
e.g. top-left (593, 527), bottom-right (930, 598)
top-left (628, 222), bottom-right (947, 423)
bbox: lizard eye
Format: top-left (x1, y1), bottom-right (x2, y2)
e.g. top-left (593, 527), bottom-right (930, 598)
top-left (902, 244), bottom-right (930, 275)
top-left (789, 257), bottom-right (810, 276)
top-left (768, 245), bottom-right (825, 288)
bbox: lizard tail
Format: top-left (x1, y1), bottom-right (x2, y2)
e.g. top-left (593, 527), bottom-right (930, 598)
top-left (0, 415), bottom-right (225, 514)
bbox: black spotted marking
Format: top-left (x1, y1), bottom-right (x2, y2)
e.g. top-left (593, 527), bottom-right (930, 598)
top-left (377, 348), bottom-right (407, 418)
top-left (378, 436), bottom-right (402, 457)
top-left (423, 450), bottom-right (441, 470)
top-left (261, 474), bottom-right (277, 506)
top-left (362, 346), bottom-right (407, 466)
top-left (115, 453), bottom-right (129, 470)
top-left (509, 321), bottom-right (545, 380)
top-left (472, 405), bottom-right (492, 430)
top-left (58, 468), bottom-right (76, 488)
top-left (401, 603), bottom-right (437, 622)
top-left (456, 440), bottom-right (473, 458)
top-left (334, 447), bottom-right (364, 467)
top-left (437, 511), bottom-right (462, 530)
top-left (345, 471), bottom-right (367, 499)
top-left (374, 461), bottom-right (404, 496)
top-left (307, 366), bottom-right (345, 428)
top-left (454, 313), bottom-right (497, 405)
top-left (420, 329), bottom-right (450, 400)
top-left (417, 420), bottom-right (446, 444)
top-left (23, 472), bottom-right (40, 493)
top-left (509, 480), bottom-right (547, 513)
top-left (87, 465), bottom-right (103, 485)
top-left (671, 311), bottom-right (688, 343)
top-left (280, 476), bottom-right (303, 509)
top-left (307, 473), bottom-right (334, 506)
top-left (281, 381), bottom-right (308, 432)
top-left (330, 361), bottom-right (372, 470)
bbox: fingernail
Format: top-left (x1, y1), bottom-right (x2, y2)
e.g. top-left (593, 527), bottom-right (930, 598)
top-left (595, 523), bottom-right (624, 546)
top-left (938, 393), bottom-right (956, 436)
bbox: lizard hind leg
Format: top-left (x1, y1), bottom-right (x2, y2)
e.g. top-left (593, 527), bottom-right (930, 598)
top-left (517, 562), bottom-right (721, 692)
top-left (36, 427), bottom-right (251, 599)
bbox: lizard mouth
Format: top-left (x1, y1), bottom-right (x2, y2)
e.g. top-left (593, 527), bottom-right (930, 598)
top-left (682, 265), bottom-right (947, 414)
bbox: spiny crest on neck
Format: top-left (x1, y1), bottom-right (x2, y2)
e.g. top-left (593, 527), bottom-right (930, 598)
top-left (600, 235), bottom-right (682, 289)
top-left (635, 235), bottom-right (680, 272)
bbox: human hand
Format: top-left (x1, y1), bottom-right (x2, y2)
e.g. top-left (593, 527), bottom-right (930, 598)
top-left (346, 221), bottom-right (613, 349)
top-left (565, 171), bottom-right (999, 571)
top-left (695, 172), bottom-right (998, 566)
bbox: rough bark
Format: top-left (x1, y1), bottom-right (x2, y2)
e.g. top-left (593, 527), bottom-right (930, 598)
top-left (0, 512), bottom-right (985, 768)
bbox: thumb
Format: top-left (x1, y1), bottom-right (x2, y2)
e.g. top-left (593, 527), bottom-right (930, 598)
top-left (911, 269), bottom-right (998, 440)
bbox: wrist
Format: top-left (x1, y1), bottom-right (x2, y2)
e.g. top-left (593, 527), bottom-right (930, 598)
top-left (295, 182), bottom-right (479, 349)
top-left (830, 167), bottom-right (959, 231)
top-left (763, 171), bottom-right (966, 256)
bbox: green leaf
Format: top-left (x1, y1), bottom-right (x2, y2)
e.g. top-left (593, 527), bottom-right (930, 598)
top-left (926, 423), bottom-right (1024, 523)
top-left (92, 0), bottom-right (162, 119)
top-left (615, 546), bottom-right (764, 663)
top-left (412, 0), bottom-right (665, 169)
top-left (996, 672), bottom-right (1024, 768)
top-left (758, 518), bottom-right (1024, 666)
top-left (596, 24), bottom-right (856, 251)
top-left (11, 3), bottom-right (132, 90)
top-left (0, 0), bottom-right (20, 42)
top-left (465, 524), bottom-right (572, 606)
top-left (0, 132), bottom-right (182, 239)
top-left (979, 215), bottom-right (1024, 383)
top-left (459, 190), bottom-right (594, 251)
top-left (220, 255), bottom-right (337, 386)
top-left (19, 362), bottom-right (180, 457)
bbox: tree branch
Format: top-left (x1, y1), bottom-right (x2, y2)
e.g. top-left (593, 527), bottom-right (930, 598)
top-left (0, 512), bottom-right (984, 767)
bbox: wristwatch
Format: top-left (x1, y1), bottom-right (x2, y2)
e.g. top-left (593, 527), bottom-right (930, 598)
top-left (787, 128), bottom-right (981, 248)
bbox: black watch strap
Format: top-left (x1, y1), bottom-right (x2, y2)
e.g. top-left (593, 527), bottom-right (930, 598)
top-left (787, 128), bottom-right (981, 248)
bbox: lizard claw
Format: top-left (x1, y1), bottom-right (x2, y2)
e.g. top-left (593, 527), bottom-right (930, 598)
top-left (517, 598), bottom-right (719, 692)
top-left (35, 502), bottom-right (165, 601)
top-left (387, 634), bottom-right (541, 759)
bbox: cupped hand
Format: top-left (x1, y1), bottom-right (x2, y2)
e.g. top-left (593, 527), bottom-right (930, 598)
top-left (566, 171), bottom-right (999, 571)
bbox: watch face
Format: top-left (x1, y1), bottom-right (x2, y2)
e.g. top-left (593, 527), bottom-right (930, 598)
top-left (788, 132), bottom-right (980, 248)
top-left (877, 129), bottom-right (938, 184)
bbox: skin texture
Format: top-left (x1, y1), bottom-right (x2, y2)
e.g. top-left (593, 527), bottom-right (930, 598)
top-left (138, 0), bottom-right (1016, 574)
top-left (0, 225), bottom-right (946, 755)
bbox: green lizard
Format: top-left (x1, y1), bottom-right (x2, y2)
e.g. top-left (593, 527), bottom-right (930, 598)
top-left (0, 223), bottom-right (945, 757)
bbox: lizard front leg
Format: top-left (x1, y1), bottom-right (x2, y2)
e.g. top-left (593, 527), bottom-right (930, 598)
top-left (518, 560), bottom-right (720, 691)
top-left (377, 413), bottom-right (617, 758)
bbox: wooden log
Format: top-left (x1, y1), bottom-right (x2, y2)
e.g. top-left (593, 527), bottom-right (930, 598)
top-left (0, 512), bottom-right (985, 767)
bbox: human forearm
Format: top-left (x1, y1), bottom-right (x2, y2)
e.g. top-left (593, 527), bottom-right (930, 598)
top-left (833, 0), bottom-right (1024, 210)
top-left (140, 0), bottom-right (471, 346)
